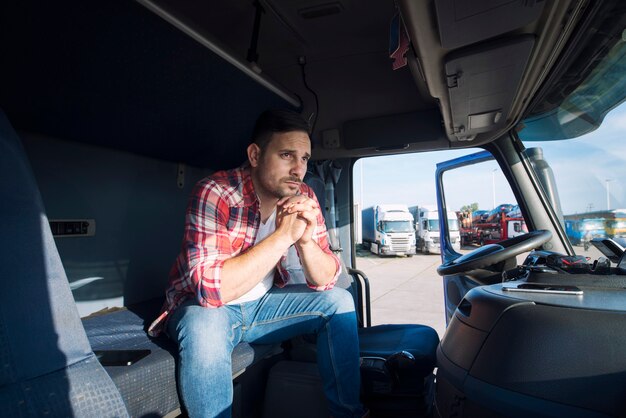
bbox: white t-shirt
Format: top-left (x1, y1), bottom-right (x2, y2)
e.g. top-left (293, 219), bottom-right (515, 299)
top-left (227, 210), bottom-right (277, 305)
top-left (226, 209), bottom-right (310, 304)
top-left (284, 243), bottom-right (307, 285)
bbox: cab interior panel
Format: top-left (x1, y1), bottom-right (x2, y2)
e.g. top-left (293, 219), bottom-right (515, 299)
top-left (1, 0), bottom-right (626, 417)
top-left (21, 133), bottom-right (213, 310)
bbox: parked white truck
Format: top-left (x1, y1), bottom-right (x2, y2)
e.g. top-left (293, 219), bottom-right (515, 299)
top-left (409, 205), bottom-right (461, 254)
top-left (362, 205), bottom-right (416, 256)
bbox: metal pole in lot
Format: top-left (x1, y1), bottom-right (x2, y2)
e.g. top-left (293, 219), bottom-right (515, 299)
top-left (492, 169), bottom-right (498, 209)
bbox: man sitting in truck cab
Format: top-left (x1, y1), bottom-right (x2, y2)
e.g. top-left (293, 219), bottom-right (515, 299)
top-left (149, 109), bottom-right (367, 418)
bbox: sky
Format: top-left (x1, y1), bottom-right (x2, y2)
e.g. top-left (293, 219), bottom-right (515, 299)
top-left (353, 103), bottom-right (626, 216)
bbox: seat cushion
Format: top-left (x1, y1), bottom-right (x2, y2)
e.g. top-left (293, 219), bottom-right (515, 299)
top-left (83, 298), bottom-right (282, 417)
top-left (358, 324), bottom-right (439, 379)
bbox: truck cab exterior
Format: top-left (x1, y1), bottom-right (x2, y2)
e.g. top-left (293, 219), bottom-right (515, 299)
top-left (362, 204), bottom-right (416, 256)
top-left (565, 217), bottom-right (607, 248)
top-left (565, 210), bottom-right (626, 247)
top-left (607, 210), bottom-right (626, 246)
top-left (410, 206), bottom-right (461, 254)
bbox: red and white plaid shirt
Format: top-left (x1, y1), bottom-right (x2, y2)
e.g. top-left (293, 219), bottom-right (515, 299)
top-left (148, 166), bottom-right (340, 336)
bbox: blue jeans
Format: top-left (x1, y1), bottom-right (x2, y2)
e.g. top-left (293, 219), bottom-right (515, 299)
top-left (167, 285), bottom-right (365, 418)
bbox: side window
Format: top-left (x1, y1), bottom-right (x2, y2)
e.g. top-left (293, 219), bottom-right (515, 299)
top-left (352, 149), bottom-right (518, 337)
top-left (437, 151), bottom-right (528, 261)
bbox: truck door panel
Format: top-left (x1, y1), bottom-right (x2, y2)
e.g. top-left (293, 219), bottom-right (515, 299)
top-left (436, 150), bottom-right (527, 323)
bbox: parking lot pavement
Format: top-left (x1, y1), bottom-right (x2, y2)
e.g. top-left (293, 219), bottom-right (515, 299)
top-left (354, 248), bottom-right (447, 340)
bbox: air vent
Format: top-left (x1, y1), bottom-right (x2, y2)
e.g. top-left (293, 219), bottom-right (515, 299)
top-left (50, 219), bottom-right (96, 237)
top-left (298, 2), bottom-right (343, 19)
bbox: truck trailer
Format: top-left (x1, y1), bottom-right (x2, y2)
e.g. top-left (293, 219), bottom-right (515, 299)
top-left (362, 205), bottom-right (416, 256)
top-left (475, 204), bottom-right (526, 245)
top-left (457, 209), bottom-right (488, 246)
top-left (564, 209), bottom-right (626, 247)
top-left (410, 206), bottom-right (461, 254)
top-left (564, 217), bottom-right (606, 249)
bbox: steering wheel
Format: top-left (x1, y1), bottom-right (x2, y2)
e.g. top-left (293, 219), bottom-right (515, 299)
top-left (437, 230), bottom-right (552, 276)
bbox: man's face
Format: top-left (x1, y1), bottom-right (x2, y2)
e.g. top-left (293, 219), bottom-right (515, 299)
top-left (249, 131), bottom-right (311, 200)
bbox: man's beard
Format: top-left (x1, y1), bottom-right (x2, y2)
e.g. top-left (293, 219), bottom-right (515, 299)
top-left (272, 176), bottom-right (302, 198)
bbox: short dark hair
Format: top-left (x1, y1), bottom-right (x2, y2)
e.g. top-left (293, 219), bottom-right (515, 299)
top-left (251, 109), bottom-right (311, 151)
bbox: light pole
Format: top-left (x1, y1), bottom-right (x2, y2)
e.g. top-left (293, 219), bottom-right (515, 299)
top-left (492, 169), bottom-right (498, 209)
top-left (359, 160), bottom-right (363, 209)
top-left (606, 179), bottom-right (612, 210)
top-left (359, 160), bottom-right (364, 244)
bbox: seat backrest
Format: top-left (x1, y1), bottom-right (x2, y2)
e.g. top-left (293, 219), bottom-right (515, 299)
top-left (304, 168), bottom-right (326, 220)
top-left (0, 110), bottom-right (129, 417)
top-left (304, 168), bottom-right (360, 313)
top-left (303, 167), bottom-right (349, 287)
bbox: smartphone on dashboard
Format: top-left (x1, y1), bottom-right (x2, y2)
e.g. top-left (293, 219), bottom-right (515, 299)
top-left (502, 283), bottom-right (583, 295)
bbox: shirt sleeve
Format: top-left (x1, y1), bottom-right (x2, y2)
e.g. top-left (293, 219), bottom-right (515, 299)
top-left (304, 186), bottom-right (341, 290)
top-left (179, 179), bottom-right (233, 308)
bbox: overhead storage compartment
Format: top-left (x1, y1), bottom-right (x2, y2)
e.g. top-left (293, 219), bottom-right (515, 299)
top-left (435, 0), bottom-right (545, 49)
top-left (342, 110), bottom-right (446, 150)
top-left (444, 35), bottom-right (535, 141)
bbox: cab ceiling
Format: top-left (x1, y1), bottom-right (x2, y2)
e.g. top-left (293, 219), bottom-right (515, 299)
top-left (0, 1), bottom-right (584, 168)
top-left (142, 0), bottom-right (442, 157)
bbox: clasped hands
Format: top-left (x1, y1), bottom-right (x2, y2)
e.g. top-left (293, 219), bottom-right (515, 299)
top-left (276, 195), bottom-right (320, 246)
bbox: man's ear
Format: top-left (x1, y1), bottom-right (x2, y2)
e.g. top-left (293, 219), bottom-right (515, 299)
top-left (247, 143), bottom-right (261, 168)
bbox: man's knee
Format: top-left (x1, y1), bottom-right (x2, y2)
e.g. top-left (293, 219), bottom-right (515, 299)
top-left (171, 305), bottom-right (237, 356)
top-left (323, 287), bottom-right (356, 315)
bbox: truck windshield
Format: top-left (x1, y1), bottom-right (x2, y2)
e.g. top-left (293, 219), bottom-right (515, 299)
top-left (448, 218), bottom-right (459, 231)
top-left (427, 220), bottom-right (439, 232)
top-left (517, 34), bottom-right (626, 142)
top-left (382, 221), bottom-right (413, 233)
top-left (517, 31), bottom-right (626, 251)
